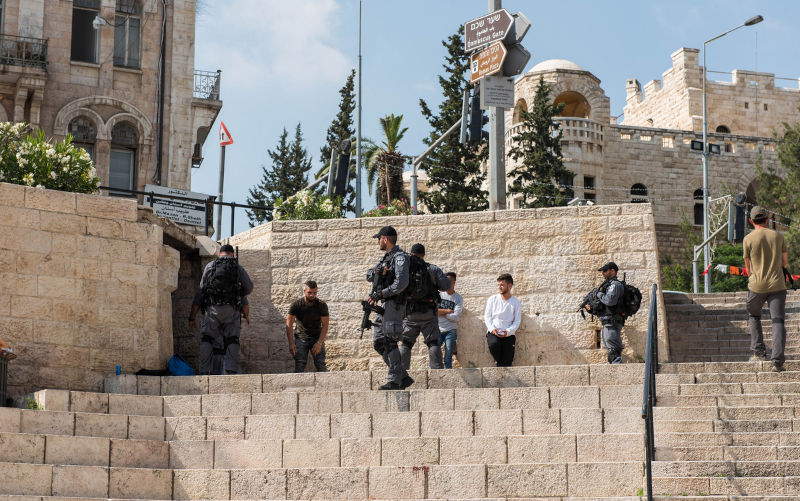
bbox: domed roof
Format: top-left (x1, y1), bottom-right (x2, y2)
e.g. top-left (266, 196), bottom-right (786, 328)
top-left (528, 59), bottom-right (584, 73)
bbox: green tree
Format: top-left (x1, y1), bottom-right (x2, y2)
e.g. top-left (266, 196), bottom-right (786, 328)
top-left (316, 70), bottom-right (357, 213)
top-left (508, 77), bottom-right (574, 208)
top-left (756, 112), bottom-right (800, 270)
top-left (364, 114), bottom-right (408, 206)
top-left (418, 25), bottom-right (488, 213)
top-left (246, 123), bottom-right (311, 225)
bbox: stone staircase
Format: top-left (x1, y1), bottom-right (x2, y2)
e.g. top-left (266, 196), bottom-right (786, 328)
top-left (0, 362), bottom-right (797, 499)
top-left (652, 360), bottom-right (800, 498)
top-left (665, 290), bottom-right (800, 363)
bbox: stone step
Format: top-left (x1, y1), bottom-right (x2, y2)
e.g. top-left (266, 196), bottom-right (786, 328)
top-left (658, 361), bottom-right (800, 374)
top-left (32, 384), bottom-right (645, 417)
top-left (655, 445), bottom-right (800, 461)
top-left (0, 406), bottom-right (644, 440)
top-left (0, 461), bottom-right (645, 499)
top-left (654, 405), bottom-right (799, 421)
top-left (654, 418), bottom-right (798, 433)
top-left (0, 431), bottom-right (644, 469)
top-left (654, 459), bottom-right (800, 477)
top-left (652, 475), bottom-right (800, 497)
top-left (655, 431), bottom-right (800, 448)
top-left (102, 364), bottom-right (648, 396)
top-left (657, 382), bottom-right (800, 396)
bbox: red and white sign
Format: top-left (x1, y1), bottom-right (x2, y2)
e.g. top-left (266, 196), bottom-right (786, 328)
top-left (219, 121), bottom-right (234, 146)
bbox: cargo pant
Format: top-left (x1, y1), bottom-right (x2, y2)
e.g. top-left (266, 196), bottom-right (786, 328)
top-left (198, 304), bottom-right (242, 375)
top-left (372, 299), bottom-right (408, 384)
top-left (601, 321), bottom-right (624, 364)
top-left (400, 310), bottom-right (443, 370)
top-left (747, 289), bottom-right (787, 365)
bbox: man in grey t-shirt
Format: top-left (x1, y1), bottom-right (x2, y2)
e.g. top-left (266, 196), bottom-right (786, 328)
top-left (437, 272), bottom-right (462, 369)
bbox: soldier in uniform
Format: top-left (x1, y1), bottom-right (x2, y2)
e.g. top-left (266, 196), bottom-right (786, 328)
top-left (590, 262), bottom-right (625, 364)
top-left (366, 226), bottom-right (412, 390)
top-left (188, 244), bottom-right (253, 374)
top-left (399, 243), bottom-right (452, 370)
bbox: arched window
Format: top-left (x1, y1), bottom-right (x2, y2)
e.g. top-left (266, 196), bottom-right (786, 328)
top-left (631, 183), bottom-right (648, 203)
top-left (512, 99), bottom-right (527, 125)
top-left (68, 117), bottom-right (97, 161)
top-left (553, 91), bottom-right (591, 118)
top-left (716, 125), bottom-right (730, 134)
top-left (114, 0), bottom-right (142, 68)
top-left (693, 188), bottom-right (704, 225)
top-left (110, 122), bottom-right (138, 191)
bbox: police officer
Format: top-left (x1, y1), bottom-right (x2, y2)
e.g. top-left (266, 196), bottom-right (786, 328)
top-left (590, 262), bottom-right (625, 364)
top-left (399, 244), bottom-right (452, 370)
top-left (366, 226), bottom-right (412, 390)
top-left (188, 244), bottom-right (254, 374)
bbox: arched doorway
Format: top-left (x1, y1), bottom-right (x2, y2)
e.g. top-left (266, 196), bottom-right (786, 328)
top-left (554, 91), bottom-right (591, 118)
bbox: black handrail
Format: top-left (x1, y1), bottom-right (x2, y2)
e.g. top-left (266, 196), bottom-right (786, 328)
top-left (641, 283), bottom-right (659, 501)
top-left (98, 186), bottom-right (271, 238)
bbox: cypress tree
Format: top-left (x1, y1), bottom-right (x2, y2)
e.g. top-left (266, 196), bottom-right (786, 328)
top-left (508, 77), bottom-right (574, 208)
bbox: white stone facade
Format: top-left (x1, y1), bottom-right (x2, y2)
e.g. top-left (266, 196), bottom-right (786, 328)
top-left (1, 0), bottom-right (221, 193)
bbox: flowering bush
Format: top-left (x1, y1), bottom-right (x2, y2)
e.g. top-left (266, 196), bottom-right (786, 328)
top-left (0, 122), bottom-right (99, 193)
top-left (362, 198), bottom-right (416, 217)
top-left (273, 189), bottom-right (344, 220)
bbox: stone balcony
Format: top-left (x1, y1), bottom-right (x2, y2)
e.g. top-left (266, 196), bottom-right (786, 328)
top-left (505, 117), bottom-right (605, 152)
top-left (191, 69), bottom-right (223, 168)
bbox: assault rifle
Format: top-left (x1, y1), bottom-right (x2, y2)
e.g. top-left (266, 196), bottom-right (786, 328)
top-left (360, 254), bottom-right (390, 338)
top-left (578, 287), bottom-right (602, 320)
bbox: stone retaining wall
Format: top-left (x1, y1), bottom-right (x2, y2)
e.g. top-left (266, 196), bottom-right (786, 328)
top-left (0, 182), bottom-right (179, 397)
top-left (227, 203), bottom-right (669, 373)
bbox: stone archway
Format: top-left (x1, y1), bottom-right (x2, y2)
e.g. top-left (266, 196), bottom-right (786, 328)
top-left (554, 91), bottom-right (591, 118)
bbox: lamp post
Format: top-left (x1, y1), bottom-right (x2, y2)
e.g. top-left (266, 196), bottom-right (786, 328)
top-left (701, 14), bottom-right (763, 293)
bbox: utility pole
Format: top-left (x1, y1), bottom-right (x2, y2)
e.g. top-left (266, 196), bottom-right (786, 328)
top-left (488, 0), bottom-right (506, 211)
top-left (215, 145), bottom-right (225, 240)
top-left (355, 0), bottom-right (363, 217)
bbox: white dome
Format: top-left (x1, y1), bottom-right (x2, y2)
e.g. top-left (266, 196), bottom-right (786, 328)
top-left (528, 59), bottom-right (584, 73)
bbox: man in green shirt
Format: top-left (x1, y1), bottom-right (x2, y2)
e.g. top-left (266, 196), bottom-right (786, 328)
top-left (286, 280), bottom-right (329, 372)
top-left (743, 206), bottom-right (789, 372)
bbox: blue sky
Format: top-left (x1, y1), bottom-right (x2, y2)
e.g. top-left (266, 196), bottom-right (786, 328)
top-left (192, 0), bottom-right (800, 236)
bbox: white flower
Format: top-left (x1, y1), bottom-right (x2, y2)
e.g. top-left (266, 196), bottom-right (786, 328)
top-left (49, 171), bottom-right (57, 179)
top-left (46, 148), bottom-right (56, 157)
top-left (22, 173), bottom-right (34, 186)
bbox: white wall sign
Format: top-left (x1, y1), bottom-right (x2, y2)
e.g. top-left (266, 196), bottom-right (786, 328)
top-left (144, 184), bottom-right (209, 226)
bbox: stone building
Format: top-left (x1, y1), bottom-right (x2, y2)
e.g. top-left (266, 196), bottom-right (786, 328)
top-left (503, 48), bottom-right (793, 259)
top-left (0, 0), bottom-right (221, 193)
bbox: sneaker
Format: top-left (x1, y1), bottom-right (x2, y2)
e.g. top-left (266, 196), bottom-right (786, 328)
top-left (378, 381), bottom-right (401, 390)
top-left (771, 362), bottom-right (786, 373)
top-left (400, 375), bottom-right (415, 389)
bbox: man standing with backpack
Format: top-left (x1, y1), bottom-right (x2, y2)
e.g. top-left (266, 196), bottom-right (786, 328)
top-left (188, 244), bottom-right (253, 375)
top-left (592, 262), bottom-right (625, 364)
top-left (399, 244), bottom-right (453, 370)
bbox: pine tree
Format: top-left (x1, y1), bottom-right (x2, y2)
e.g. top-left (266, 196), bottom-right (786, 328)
top-left (317, 70), bottom-right (357, 213)
top-left (418, 25), bottom-right (488, 213)
top-left (508, 77), bottom-right (574, 208)
top-left (246, 124), bottom-right (311, 225)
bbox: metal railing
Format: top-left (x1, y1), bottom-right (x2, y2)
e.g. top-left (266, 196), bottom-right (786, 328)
top-left (194, 69), bottom-right (221, 100)
top-left (641, 283), bottom-right (659, 501)
top-left (99, 186), bottom-right (270, 239)
top-left (0, 34), bottom-right (48, 71)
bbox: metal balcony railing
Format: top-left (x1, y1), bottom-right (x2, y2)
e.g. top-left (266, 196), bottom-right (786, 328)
top-left (0, 34), bottom-right (48, 71)
top-left (194, 69), bottom-right (221, 100)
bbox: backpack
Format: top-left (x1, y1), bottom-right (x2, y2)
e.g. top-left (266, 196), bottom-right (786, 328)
top-left (405, 255), bottom-right (439, 308)
top-left (168, 354), bottom-right (195, 376)
top-left (615, 276), bottom-right (642, 319)
top-left (203, 257), bottom-right (242, 306)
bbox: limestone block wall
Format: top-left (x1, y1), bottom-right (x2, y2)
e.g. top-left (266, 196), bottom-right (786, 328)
top-left (0, 182), bottom-right (179, 397)
top-left (227, 204), bottom-right (669, 373)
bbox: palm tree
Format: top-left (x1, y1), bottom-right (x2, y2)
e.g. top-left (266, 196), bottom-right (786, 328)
top-left (364, 114), bottom-right (408, 206)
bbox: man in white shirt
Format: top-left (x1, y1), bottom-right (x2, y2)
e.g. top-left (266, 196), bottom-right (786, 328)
top-left (483, 273), bottom-right (522, 367)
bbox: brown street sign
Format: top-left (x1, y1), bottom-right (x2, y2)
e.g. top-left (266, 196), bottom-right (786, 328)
top-left (464, 9), bottom-right (514, 53)
top-left (470, 41), bottom-right (507, 84)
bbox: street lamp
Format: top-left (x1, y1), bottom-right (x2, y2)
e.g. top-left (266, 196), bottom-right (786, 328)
top-left (701, 14), bottom-right (763, 293)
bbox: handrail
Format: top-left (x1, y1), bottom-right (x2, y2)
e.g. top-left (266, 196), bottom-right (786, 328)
top-left (98, 186), bottom-right (271, 238)
top-left (641, 283), bottom-right (659, 501)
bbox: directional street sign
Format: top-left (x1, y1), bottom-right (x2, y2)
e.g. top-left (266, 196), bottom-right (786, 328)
top-left (470, 41), bottom-right (507, 84)
top-left (464, 9), bottom-right (514, 53)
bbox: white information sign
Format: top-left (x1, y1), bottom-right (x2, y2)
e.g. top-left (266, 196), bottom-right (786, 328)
top-left (480, 75), bottom-right (515, 109)
top-left (144, 184), bottom-right (209, 226)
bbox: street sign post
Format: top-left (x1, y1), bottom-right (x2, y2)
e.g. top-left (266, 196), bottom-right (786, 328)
top-left (464, 9), bottom-right (514, 52)
top-left (470, 41), bottom-right (507, 84)
top-left (480, 75), bottom-right (515, 109)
